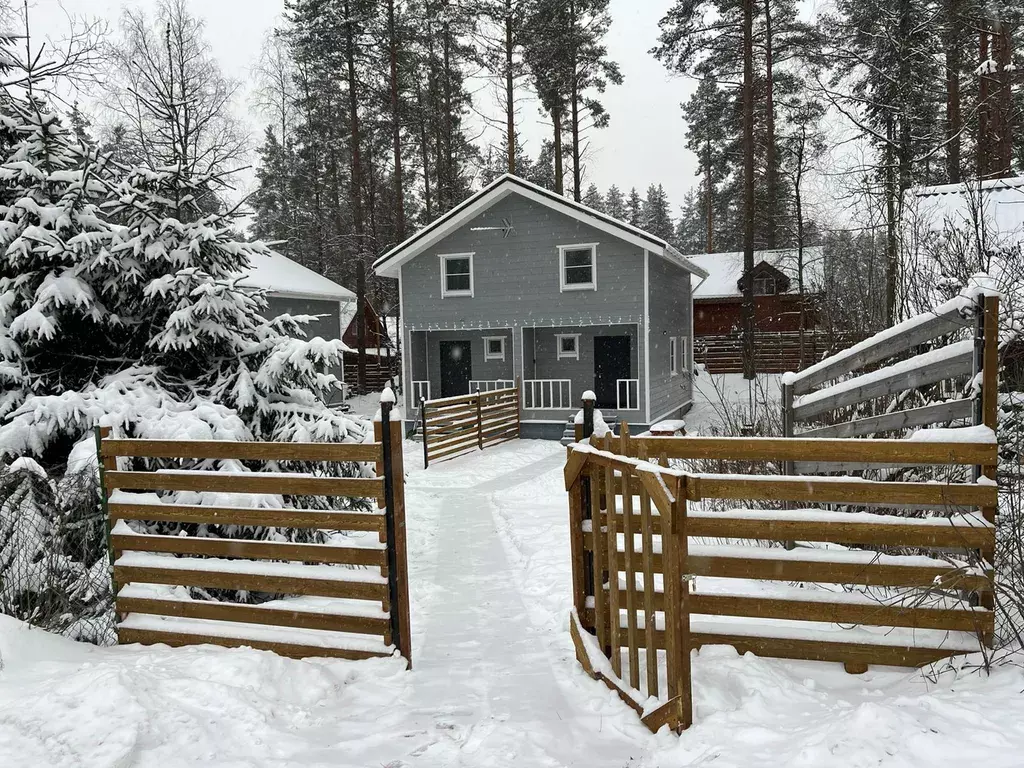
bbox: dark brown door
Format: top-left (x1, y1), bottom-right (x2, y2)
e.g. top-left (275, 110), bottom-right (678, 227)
top-left (594, 336), bottom-right (631, 409)
top-left (439, 340), bottom-right (472, 397)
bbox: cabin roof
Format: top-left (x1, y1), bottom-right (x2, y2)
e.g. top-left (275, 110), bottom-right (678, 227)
top-left (683, 247), bottom-right (825, 300)
top-left (238, 251), bottom-right (356, 302)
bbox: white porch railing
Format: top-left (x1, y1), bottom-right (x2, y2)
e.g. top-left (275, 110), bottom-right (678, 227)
top-left (617, 378), bottom-right (640, 411)
top-left (469, 379), bottom-right (515, 393)
top-left (412, 380), bottom-right (431, 403)
top-left (523, 379), bottom-right (572, 410)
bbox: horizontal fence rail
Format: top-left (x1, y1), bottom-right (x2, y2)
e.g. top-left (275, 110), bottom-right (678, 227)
top-left (523, 379), bottom-right (572, 410)
top-left (565, 416), bottom-right (997, 734)
top-left (95, 401), bottom-right (412, 666)
top-left (420, 384), bottom-right (520, 467)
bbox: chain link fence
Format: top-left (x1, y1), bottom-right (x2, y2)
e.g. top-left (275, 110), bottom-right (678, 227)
top-left (0, 461), bottom-right (115, 645)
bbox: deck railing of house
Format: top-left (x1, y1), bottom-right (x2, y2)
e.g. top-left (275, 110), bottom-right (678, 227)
top-left (616, 379), bottom-right (640, 411)
top-left (523, 379), bottom-right (572, 410)
top-left (469, 379), bottom-right (516, 393)
top-left (412, 380), bottom-right (431, 404)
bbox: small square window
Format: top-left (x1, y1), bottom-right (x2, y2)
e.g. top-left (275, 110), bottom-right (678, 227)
top-left (556, 333), bottom-right (580, 360)
top-left (559, 244), bottom-right (597, 291)
top-left (483, 336), bottom-right (505, 361)
top-left (670, 337), bottom-right (678, 375)
top-left (441, 253), bottom-right (474, 297)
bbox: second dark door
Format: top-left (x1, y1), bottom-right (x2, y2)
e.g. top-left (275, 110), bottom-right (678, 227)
top-left (439, 340), bottom-right (472, 398)
top-left (594, 336), bottom-right (631, 409)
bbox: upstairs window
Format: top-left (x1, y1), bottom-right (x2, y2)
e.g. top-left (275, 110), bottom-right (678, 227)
top-left (556, 333), bottom-right (580, 360)
top-left (753, 276), bottom-right (777, 296)
top-left (441, 253), bottom-right (474, 297)
top-left (670, 337), bottom-right (678, 375)
top-left (483, 336), bottom-right (505, 361)
top-left (559, 244), bottom-right (597, 291)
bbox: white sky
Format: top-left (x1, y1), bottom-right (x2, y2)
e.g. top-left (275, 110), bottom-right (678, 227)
top-left (32, 0), bottom-right (700, 209)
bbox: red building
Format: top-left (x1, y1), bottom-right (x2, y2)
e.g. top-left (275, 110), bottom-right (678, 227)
top-left (684, 248), bottom-right (825, 374)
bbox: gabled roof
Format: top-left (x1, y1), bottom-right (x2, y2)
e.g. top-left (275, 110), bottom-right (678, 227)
top-left (372, 173), bottom-right (709, 279)
top-left (684, 247), bottom-right (825, 299)
top-left (238, 251), bottom-right (356, 302)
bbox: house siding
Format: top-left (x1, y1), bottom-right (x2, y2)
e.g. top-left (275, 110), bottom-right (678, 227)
top-left (647, 255), bottom-right (694, 422)
top-left (399, 191), bottom-right (646, 414)
top-left (420, 328), bottom-right (516, 398)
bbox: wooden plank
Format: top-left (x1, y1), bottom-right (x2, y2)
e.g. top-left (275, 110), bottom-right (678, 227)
top-left (691, 476), bottom-right (996, 508)
top-left (565, 449), bottom-right (590, 491)
top-left (605, 461), bottom-right (621, 677)
top-left (639, 483), bottom-right (658, 698)
top-left (111, 533), bottom-right (386, 567)
top-left (590, 467), bottom-right (607, 654)
top-left (629, 434), bottom-right (994, 467)
top-left (789, 305), bottom-right (973, 396)
top-left (687, 514), bottom-right (994, 549)
top-left (105, 471), bottom-right (384, 499)
top-left (387, 419), bottom-right (413, 666)
top-left (793, 342), bottom-right (975, 421)
top-left (797, 399), bottom-right (974, 439)
top-left (425, 430), bottom-right (479, 455)
top-left (689, 593), bottom-right (994, 633)
top-left (568, 477), bottom-right (587, 617)
top-left (118, 627), bottom-right (389, 661)
top-left (425, 439), bottom-right (479, 464)
top-left (102, 439), bottom-right (381, 463)
top-left (116, 596), bottom-right (389, 636)
top-left (114, 565), bottom-right (388, 601)
top-left (621, 469), bottom-right (640, 690)
top-left (661, 481), bottom-right (683, 701)
top-left (672, 478), bottom-right (692, 729)
top-left (983, 295), bottom-right (999, 432)
top-left (684, 552), bottom-right (990, 591)
top-left (110, 502), bottom-right (385, 531)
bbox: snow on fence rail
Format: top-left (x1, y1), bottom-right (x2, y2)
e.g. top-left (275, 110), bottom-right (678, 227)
top-left (419, 383), bottom-right (520, 467)
top-left (782, 293), bottom-right (999, 447)
top-left (565, 407), bottom-right (997, 734)
top-left (95, 398), bottom-right (412, 665)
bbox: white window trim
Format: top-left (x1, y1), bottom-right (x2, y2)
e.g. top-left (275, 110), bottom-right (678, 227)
top-left (680, 336), bottom-right (691, 373)
top-left (670, 336), bottom-right (678, 376)
top-left (440, 252), bottom-right (475, 298)
top-left (558, 243), bottom-right (598, 292)
top-left (556, 333), bottom-right (580, 360)
top-left (483, 335), bottom-right (506, 361)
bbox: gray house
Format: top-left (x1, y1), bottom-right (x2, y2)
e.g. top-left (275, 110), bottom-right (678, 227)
top-left (373, 174), bottom-right (708, 439)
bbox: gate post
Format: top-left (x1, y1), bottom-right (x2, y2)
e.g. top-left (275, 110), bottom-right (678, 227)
top-left (420, 396), bottom-right (429, 469)
top-left (378, 389), bottom-right (413, 666)
top-left (475, 388), bottom-right (483, 450)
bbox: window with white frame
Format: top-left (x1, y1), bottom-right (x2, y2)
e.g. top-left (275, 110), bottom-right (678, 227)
top-left (483, 335), bottom-right (505, 361)
top-left (670, 336), bottom-right (678, 375)
top-left (556, 333), bottom-right (580, 360)
top-left (440, 253), bottom-right (474, 297)
top-left (558, 244), bottom-right (597, 291)
top-left (680, 336), bottom-right (691, 373)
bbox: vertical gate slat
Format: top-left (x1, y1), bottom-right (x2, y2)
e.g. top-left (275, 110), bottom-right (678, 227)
top-left (590, 466), bottom-right (607, 653)
top-left (605, 460), bottom-right (621, 678)
top-left (639, 482), bottom-right (658, 698)
top-left (621, 467), bottom-right (640, 690)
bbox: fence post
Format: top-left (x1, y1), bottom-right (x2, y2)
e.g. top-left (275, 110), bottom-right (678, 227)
top-left (515, 376), bottom-right (522, 438)
top-left (379, 389), bottom-right (412, 666)
top-left (93, 425), bottom-right (118, 608)
top-left (476, 388), bottom-right (483, 450)
top-left (663, 473), bottom-right (692, 731)
top-left (420, 396), bottom-right (429, 469)
top-left (579, 390), bottom-right (596, 443)
top-left (579, 392), bottom-right (597, 633)
top-left (979, 295), bottom-right (999, 620)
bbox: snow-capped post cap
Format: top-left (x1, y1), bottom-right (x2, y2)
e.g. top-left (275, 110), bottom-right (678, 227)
top-left (379, 386), bottom-right (396, 405)
top-left (582, 390), bottom-right (597, 402)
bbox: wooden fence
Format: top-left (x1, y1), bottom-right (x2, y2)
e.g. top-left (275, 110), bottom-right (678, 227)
top-left (696, 330), bottom-right (860, 374)
top-left (567, 420), bottom-right (997, 734)
top-left (783, 294), bottom-right (998, 444)
top-left (96, 399), bottom-right (412, 665)
top-left (420, 383), bottom-right (520, 467)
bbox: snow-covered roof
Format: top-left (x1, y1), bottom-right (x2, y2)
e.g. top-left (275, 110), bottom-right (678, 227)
top-left (684, 247), bottom-right (826, 299)
top-left (237, 251), bottom-right (356, 302)
top-left (373, 174), bottom-right (709, 280)
top-left (910, 176), bottom-right (1024, 242)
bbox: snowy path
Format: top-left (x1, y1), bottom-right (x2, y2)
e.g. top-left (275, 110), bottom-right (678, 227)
top-left (4, 439), bottom-right (1024, 766)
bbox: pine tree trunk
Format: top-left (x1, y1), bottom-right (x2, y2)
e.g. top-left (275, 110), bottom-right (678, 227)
top-left (763, 0), bottom-right (778, 250)
top-left (553, 106), bottom-right (564, 195)
top-left (443, 23), bottom-right (454, 209)
top-left (884, 117), bottom-right (898, 327)
top-left (741, 0), bottom-right (756, 381)
top-left (978, 26), bottom-right (990, 178)
top-left (345, 0), bottom-right (367, 394)
top-left (505, 0), bottom-right (515, 174)
top-left (388, 0), bottom-right (405, 241)
top-left (945, 0), bottom-right (962, 183)
top-left (415, 77), bottom-right (432, 220)
top-left (795, 131), bottom-right (806, 369)
top-left (705, 134), bottom-right (713, 253)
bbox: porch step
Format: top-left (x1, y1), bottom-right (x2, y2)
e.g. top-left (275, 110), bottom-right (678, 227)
top-left (560, 417), bottom-right (576, 446)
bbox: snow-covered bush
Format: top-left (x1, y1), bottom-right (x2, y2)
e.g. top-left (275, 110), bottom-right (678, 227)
top-left (0, 96), bottom-right (370, 640)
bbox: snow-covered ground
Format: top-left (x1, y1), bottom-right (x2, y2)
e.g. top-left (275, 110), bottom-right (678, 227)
top-left (3, 439), bottom-right (1024, 766)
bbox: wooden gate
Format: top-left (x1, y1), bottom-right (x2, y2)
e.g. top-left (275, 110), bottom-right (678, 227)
top-left (96, 399), bottom-right (412, 665)
top-left (419, 383), bottom-right (520, 467)
top-left (566, 424), bottom-right (997, 734)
